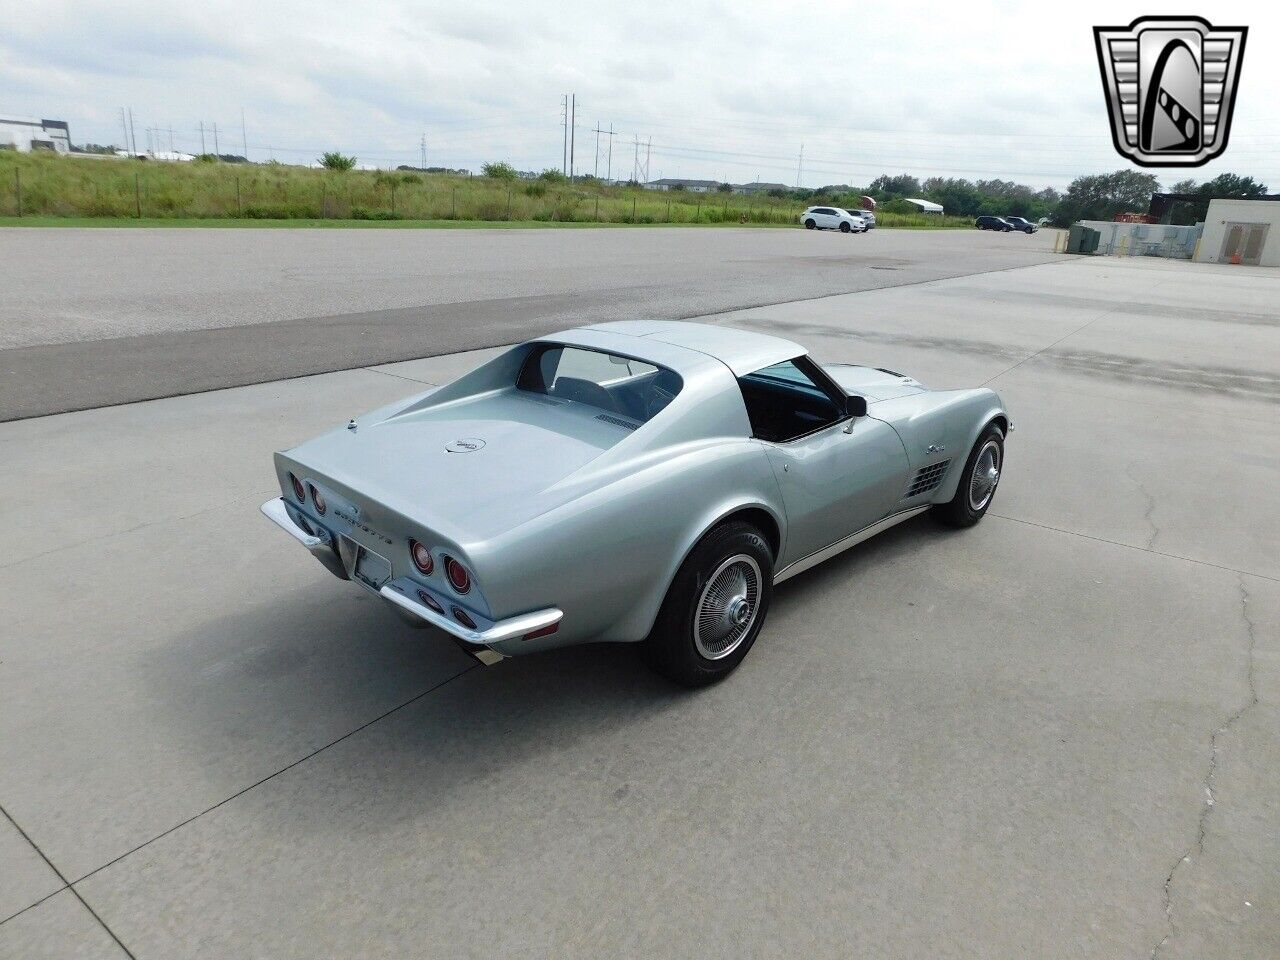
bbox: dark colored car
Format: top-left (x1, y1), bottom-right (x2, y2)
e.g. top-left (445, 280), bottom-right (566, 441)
top-left (1003, 217), bottom-right (1037, 233)
top-left (975, 216), bottom-right (1014, 232)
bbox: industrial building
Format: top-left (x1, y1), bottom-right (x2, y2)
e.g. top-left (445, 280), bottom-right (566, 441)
top-left (1194, 199), bottom-right (1280, 267)
top-left (0, 116), bottom-right (72, 153)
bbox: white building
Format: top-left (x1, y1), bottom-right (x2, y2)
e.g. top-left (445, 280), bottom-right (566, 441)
top-left (1195, 199), bottom-right (1280, 267)
top-left (0, 116), bottom-right (72, 154)
top-left (904, 198), bottom-right (944, 214)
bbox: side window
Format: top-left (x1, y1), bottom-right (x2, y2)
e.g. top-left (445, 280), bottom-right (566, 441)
top-left (738, 357), bottom-right (844, 443)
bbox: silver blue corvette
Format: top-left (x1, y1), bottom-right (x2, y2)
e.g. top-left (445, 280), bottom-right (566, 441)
top-left (262, 321), bottom-right (1009, 685)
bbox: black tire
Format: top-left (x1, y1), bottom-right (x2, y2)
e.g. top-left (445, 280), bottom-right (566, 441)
top-left (932, 424), bottom-right (1004, 528)
top-left (641, 521), bottom-right (774, 687)
top-left (804, 219), bottom-right (816, 229)
top-left (839, 221), bottom-right (851, 233)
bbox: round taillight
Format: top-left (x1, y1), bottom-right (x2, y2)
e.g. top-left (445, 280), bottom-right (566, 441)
top-left (452, 606), bottom-right (476, 629)
top-left (416, 590), bottom-right (443, 614)
top-left (308, 483), bottom-right (326, 515)
top-left (289, 473), bottom-right (306, 501)
top-left (444, 556), bottom-right (470, 594)
top-left (409, 540), bottom-right (434, 575)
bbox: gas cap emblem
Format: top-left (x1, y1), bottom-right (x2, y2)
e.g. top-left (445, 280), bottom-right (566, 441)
top-left (445, 438), bottom-right (486, 453)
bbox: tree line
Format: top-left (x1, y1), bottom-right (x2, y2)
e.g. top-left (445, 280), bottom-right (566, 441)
top-left (771, 170), bottom-right (1269, 226)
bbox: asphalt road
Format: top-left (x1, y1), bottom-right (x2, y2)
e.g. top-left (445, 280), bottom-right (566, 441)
top-left (0, 226), bottom-right (1063, 420)
top-left (1, 238), bottom-right (1277, 959)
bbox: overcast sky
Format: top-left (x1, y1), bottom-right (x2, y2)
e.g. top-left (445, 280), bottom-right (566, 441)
top-left (3, 1), bottom-right (1276, 190)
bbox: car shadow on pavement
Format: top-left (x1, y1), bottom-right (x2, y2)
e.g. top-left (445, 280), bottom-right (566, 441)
top-left (150, 514), bottom-right (950, 837)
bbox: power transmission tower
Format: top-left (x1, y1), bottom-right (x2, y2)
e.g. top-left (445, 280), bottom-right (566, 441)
top-left (569, 94), bottom-right (576, 181)
top-left (127, 108), bottom-right (137, 154)
top-left (199, 120), bottom-right (206, 155)
top-left (644, 136), bottom-right (651, 184)
top-left (632, 135), bottom-right (639, 183)
top-left (212, 122), bottom-right (220, 157)
top-left (241, 108), bottom-right (248, 161)
top-left (606, 124), bottom-right (614, 182)
top-left (420, 133), bottom-right (427, 170)
top-left (561, 95), bottom-right (569, 175)
top-left (796, 142), bottom-right (804, 189)
top-left (593, 123), bottom-right (602, 179)
top-left (120, 108), bottom-right (129, 153)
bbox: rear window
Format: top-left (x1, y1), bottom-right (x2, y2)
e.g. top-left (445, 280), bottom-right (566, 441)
top-left (516, 345), bottom-right (682, 424)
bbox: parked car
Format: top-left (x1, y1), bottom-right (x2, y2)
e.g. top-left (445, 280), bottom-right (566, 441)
top-left (975, 216), bottom-right (1014, 232)
top-left (845, 209), bottom-right (877, 229)
top-left (263, 322), bottom-right (1010, 686)
top-left (800, 206), bottom-right (867, 233)
top-left (1003, 217), bottom-right (1037, 233)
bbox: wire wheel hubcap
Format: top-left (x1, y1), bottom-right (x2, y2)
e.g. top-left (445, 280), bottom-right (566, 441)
top-left (968, 440), bottom-right (1002, 511)
top-left (694, 554), bottom-right (761, 660)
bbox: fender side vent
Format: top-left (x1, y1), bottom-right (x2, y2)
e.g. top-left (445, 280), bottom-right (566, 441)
top-left (906, 459), bottom-right (951, 498)
top-left (595, 413), bottom-right (638, 430)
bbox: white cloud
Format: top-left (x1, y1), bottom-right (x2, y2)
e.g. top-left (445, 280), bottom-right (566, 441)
top-left (2, 0), bottom-right (1277, 188)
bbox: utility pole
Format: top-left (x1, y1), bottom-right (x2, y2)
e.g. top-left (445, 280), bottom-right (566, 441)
top-left (633, 135), bottom-right (639, 183)
top-left (212, 122), bottom-right (220, 158)
top-left (569, 94), bottom-right (576, 181)
top-left (607, 124), bottom-right (613, 182)
top-left (120, 109), bottom-right (129, 153)
top-left (796, 142), bottom-right (804, 189)
top-left (420, 133), bottom-right (427, 170)
top-left (241, 108), bottom-right (248, 161)
top-left (199, 120), bottom-right (206, 155)
top-left (644, 137), bottom-right (651, 184)
top-left (593, 123), bottom-right (602, 179)
top-left (127, 108), bottom-right (138, 154)
top-left (561, 95), bottom-right (569, 176)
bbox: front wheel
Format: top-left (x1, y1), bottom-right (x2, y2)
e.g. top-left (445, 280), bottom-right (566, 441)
top-left (839, 221), bottom-right (851, 233)
top-left (804, 219), bottom-right (816, 229)
top-left (641, 521), bottom-right (773, 687)
top-left (932, 425), bottom-right (1004, 528)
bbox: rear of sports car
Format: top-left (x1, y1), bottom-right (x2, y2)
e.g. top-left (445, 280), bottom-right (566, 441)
top-left (264, 452), bottom-right (559, 665)
top-left (261, 338), bottom-right (700, 663)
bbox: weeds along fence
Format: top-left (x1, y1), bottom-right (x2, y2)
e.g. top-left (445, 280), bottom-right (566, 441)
top-left (0, 153), bottom-right (972, 228)
top-left (0, 153), bottom-right (806, 224)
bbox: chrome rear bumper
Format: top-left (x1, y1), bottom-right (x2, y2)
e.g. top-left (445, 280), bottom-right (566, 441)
top-left (260, 497), bottom-right (349, 581)
top-left (379, 584), bottom-right (561, 654)
top-left (261, 497), bottom-right (562, 664)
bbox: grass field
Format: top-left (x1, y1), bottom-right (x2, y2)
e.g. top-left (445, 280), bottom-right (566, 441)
top-left (0, 151), bottom-right (972, 229)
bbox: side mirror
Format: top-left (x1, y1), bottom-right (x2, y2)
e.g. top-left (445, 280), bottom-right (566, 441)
top-left (845, 394), bottom-right (868, 418)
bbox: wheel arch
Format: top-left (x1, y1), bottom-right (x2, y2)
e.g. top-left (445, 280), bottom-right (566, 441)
top-left (932, 395), bottom-right (1010, 504)
top-left (625, 498), bottom-right (784, 643)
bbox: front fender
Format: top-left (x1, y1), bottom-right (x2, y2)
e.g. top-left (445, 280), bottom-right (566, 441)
top-left (932, 390), bottom-right (1010, 504)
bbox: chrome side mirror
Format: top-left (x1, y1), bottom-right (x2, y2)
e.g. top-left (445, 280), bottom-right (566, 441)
top-left (842, 394), bottom-right (867, 432)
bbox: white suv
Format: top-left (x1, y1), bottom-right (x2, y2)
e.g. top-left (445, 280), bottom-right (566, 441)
top-left (800, 206), bottom-right (867, 233)
top-left (846, 209), bottom-right (876, 229)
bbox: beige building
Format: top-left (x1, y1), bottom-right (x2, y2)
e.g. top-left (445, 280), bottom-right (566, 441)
top-left (1195, 199), bottom-right (1280, 267)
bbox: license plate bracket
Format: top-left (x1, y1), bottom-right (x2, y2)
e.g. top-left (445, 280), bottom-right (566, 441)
top-left (350, 542), bottom-right (392, 589)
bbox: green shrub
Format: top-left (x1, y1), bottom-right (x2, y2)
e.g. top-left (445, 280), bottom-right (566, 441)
top-left (482, 161), bottom-right (517, 181)
top-left (319, 152), bottom-right (357, 171)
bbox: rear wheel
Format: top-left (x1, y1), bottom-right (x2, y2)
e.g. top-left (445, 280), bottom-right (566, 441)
top-left (804, 218), bottom-right (816, 229)
top-left (641, 521), bottom-right (773, 687)
top-left (932, 425), bottom-right (1004, 528)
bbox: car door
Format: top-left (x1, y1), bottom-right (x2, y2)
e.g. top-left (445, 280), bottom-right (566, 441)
top-left (814, 207), bottom-right (837, 229)
top-left (738, 357), bottom-right (910, 568)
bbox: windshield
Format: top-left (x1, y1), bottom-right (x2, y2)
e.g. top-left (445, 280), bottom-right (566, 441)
top-left (516, 344), bottom-right (682, 425)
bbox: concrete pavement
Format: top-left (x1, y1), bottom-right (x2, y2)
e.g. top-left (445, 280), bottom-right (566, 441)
top-left (1, 248), bottom-right (1276, 959)
top-left (0, 227), bottom-right (1062, 420)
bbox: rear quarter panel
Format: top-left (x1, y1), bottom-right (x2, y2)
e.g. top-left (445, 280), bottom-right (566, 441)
top-left (479, 438), bottom-right (785, 653)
